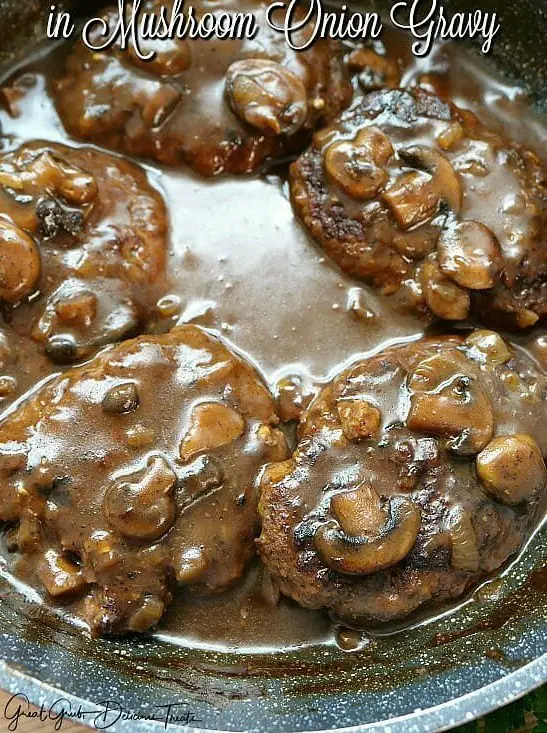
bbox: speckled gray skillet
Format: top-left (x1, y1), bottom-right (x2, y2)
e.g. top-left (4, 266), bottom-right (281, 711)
top-left (0, 1), bottom-right (546, 731)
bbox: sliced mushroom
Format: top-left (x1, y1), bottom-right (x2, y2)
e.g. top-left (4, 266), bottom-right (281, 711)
top-left (225, 59), bottom-right (308, 137)
top-left (180, 402), bottom-right (245, 462)
top-left (126, 594), bottom-right (165, 633)
top-left (102, 382), bottom-right (140, 416)
top-left (336, 398), bottom-right (381, 441)
top-left (383, 143), bottom-right (463, 229)
top-left (476, 434), bottom-right (546, 504)
top-left (38, 548), bottom-right (87, 597)
top-left (383, 171), bottom-right (441, 230)
top-left (437, 220), bottom-right (503, 290)
top-left (104, 455), bottom-right (177, 541)
top-left (422, 256), bottom-right (471, 321)
top-left (177, 454), bottom-right (224, 507)
top-left (315, 483), bottom-right (421, 575)
top-left (0, 218), bottom-right (40, 303)
top-left (324, 126), bottom-right (394, 200)
top-left (399, 145), bottom-right (463, 213)
top-left (330, 483), bottom-right (386, 537)
top-left (28, 151), bottom-right (97, 205)
top-left (34, 279), bottom-right (141, 364)
top-left (392, 226), bottom-right (439, 260)
top-left (173, 546), bottom-right (209, 584)
top-left (83, 530), bottom-right (120, 573)
top-left (464, 330), bottom-right (511, 366)
top-left (446, 506), bottom-right (479, 572)
top-left (406, 352), bottom-right (494, 454)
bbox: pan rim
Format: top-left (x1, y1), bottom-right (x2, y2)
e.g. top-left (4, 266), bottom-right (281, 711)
top-left (0, 653), bottom-right (545, 732)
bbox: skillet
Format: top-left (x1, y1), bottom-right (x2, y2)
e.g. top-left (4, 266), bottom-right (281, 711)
top-left (0, 1), bottom-right (545, 731)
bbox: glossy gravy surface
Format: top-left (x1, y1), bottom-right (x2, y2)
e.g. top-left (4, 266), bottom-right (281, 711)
top-left (0, 32), bottom-right (545, 651)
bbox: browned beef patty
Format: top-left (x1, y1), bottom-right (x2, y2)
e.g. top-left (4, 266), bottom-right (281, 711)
top-left (52, 0), bottom-right (352, 177)
top-left (257, 331), bottom-right (546, 624)
top-left (0, 140), bottom-right (169, 363)
top-left (290, 88), bottom-right (547, 329)
top-left (0, 325), bottom-right (287, 635)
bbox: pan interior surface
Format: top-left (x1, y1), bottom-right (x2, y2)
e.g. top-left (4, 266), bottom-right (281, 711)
top-left (0, 1), bottom-right (545, 731)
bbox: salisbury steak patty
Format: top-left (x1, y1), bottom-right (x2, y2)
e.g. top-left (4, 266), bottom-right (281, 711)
top-left (290, 88), bottom-right (547, 329)
top-left (0, 141), bottom-right (168, 363)
top-left (257, 331), bottom-right (546, 624)
top-left (0, 325), bottom-right (287, 635)
top-left (53, 0), bottom-right (351, 177)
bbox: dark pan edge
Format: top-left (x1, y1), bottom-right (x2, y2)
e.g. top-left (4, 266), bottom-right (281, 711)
top-left (0, 655), bottom-right (546, 733)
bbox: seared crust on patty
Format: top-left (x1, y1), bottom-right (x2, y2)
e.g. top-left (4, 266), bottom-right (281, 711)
top-left (290, 89), bottom-right (547, 329)
top-left (258, 331), bottom-right (546, 624)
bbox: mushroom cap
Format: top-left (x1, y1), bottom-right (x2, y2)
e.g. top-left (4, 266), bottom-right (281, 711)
top-left (406, 351), bottom-right (494, 454)
top-left (104, 455), bottom-right (177, 542)
top-left (0, 217), bottom-right (41, 304)
top-left (324, 126), bottom-right (394, 200)
top-left (315, 493), bottom-right (422, 575)
top-left (398, 145), bottom-right (463, 214)
top-left (476, 434), bottom-right (546, 505)
top-left (437, 220), bottom-right (503, 291)
top-left (421, 255), bottom-right (471, 321)
top-left (226, 58), bottom-right (309, 137)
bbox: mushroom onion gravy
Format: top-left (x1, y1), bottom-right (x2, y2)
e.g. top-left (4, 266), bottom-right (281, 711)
top-left (0, 4), bottom-right (545, 652)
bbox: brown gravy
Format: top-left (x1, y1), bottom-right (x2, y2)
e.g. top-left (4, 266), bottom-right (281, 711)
top-left (0, 30), bottom-right (545, 651)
